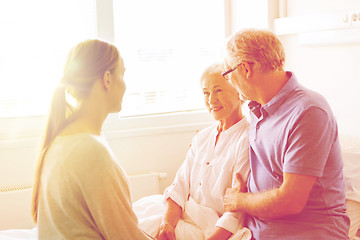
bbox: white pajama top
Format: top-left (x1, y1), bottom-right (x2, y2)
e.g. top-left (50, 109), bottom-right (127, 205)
top-left (164, 118), bottom-right (250, 234)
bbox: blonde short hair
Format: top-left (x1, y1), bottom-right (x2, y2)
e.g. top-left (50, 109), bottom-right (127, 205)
top-left (200, 62), bottom-right (225, 85)
top-left (225, 29), bottom-right (285, 72)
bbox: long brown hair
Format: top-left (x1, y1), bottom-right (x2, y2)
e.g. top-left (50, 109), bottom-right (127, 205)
top-left (31, 39), bottom-right (121, 223)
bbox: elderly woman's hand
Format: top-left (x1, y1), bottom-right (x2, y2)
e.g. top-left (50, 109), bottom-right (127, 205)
top-left (156, 221), bottom-right (176, 240)
top-left (224, 173), bottom-right (246, 212)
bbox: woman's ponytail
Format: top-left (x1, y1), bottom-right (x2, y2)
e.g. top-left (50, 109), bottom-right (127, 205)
top-left (31, 83), bottom-right (75, 223)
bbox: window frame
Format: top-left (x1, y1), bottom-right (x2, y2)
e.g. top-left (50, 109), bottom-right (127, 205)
top-left (0, 0), bottom-right (256, 140)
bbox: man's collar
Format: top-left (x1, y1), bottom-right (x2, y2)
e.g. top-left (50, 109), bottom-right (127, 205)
top-left (248, 72), bottom-right (297, 118)
top-left (248, 101), bottom-right (262, 119)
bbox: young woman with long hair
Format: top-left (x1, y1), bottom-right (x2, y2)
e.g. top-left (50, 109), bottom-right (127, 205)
top-left (31, 39), bottom-right (152, 240)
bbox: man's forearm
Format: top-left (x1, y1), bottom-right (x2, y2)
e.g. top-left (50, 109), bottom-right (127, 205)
top-left (229, 188), bottom-right (298, 219)
top-left (224, 173), bottom-right (316, 219)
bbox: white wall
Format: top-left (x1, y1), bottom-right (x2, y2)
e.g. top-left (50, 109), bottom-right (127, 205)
top-left (0, 111), bottom-right (215, 230)
top-left (101, 112), bottom-right (215, 191)
top-left (0, 111), bottom-right (214, 193)
top-left (274, 0), bottom-right (360, 137)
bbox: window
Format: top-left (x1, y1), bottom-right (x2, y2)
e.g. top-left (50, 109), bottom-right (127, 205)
top-left (0, 0), bottom-right (97, 118)
top-left (113, 0), bottom-right (226, 116)
top-left (0, 0), bottom-right (226, 118)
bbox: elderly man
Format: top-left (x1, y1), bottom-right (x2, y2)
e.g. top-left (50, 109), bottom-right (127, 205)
top-left (222, 29), bottom-right (350, 239)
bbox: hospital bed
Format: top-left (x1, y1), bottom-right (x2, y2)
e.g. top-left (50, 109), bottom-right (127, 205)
top-left (0, 135), bottom-right (359, 240)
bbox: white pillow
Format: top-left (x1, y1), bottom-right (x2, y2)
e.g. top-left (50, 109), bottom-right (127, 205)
top-left (340, 134), bottom-right (360, 202)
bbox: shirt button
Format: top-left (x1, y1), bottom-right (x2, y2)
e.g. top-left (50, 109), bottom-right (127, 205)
top-left (199, 182), bottom-right (201, 186)
top-left (256, 125), bottom-right (260, 130)
top-left (206, 162), bottom-right (209, 165)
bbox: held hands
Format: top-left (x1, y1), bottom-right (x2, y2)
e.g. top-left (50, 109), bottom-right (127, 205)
top-left (223, 173), bottom-right (246, 212)
top-left (156, 221), bottom-right (176, 240)
top-left (157, 198), bottom-right (181, 240)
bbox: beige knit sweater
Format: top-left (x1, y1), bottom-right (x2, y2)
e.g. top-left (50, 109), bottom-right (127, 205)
top-left (38, 133), bottom-right (151, 240)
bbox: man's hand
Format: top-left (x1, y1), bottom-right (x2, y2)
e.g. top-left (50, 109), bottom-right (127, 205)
top-left (224, 173), bottom-right (246, 212)
top-left (233, 172), bottom-right (247, 192)
top-left (225, 172), bottom-right (317, 219)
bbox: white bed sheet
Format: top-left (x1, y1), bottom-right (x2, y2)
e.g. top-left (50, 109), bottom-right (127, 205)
top-left (341, 135), bottom-right (360, 202)
top-left (133, 194), bottom-right (251, 240)
top-left (0, 227), bottom-right (37, 240)
top-left (1, 135), bottom-right (359, 240)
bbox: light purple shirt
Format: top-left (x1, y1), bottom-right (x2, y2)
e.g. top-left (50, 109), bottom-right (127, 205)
top-left (246, 72), bottom-right (350, 239)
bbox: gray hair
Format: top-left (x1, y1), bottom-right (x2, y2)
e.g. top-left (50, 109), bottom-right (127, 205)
top-left (225, 29), bottom-right (285, 72)
top-left (200, 63), bottom-right (226, 85)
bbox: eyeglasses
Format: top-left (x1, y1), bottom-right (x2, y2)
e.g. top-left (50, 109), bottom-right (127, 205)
top-left (221, 63), bottom-right (241, 80)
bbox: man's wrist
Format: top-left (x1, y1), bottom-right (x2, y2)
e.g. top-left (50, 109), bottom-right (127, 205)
top-left (235, 192), bottom-right (246, 211)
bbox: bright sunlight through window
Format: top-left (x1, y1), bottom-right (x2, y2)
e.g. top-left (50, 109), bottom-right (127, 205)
top-left (0, 0), bottom-right (225, 118)
top-left (0, 0), bottom-right (97, 118)
top-left (113, 0), bottom-right (225, 116)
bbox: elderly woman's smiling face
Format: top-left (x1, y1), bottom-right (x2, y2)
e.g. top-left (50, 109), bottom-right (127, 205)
top-left (201, 74), bottom-right (241, 125)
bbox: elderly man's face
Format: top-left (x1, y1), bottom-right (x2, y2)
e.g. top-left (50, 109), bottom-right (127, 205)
top-left (224, 58), bottom-right (250, 101)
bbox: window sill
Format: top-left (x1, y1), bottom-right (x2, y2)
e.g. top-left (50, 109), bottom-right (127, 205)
top-left (0, 109), bottom-right (214, 146)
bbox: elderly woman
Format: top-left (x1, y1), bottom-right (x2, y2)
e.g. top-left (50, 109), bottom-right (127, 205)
top-left (31, 39), bottom-right (152, 240)
top-left (134, 63), bottom-right (251, 240)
